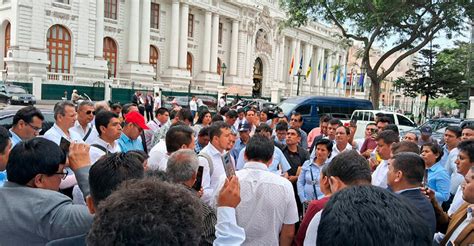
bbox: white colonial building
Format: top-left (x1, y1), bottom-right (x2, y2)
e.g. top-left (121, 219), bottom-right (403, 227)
top-left (0, 0), bottom-right (358, 102)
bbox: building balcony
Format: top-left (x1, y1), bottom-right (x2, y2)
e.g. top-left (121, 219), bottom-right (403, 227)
top-left (47, 72), bottom-right (74, 82)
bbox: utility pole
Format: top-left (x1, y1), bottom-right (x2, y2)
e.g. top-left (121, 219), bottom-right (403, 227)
top-left (295, 68), bottom-right (306, 96)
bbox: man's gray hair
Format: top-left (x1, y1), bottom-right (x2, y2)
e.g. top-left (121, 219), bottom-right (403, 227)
top-left (77, 101), bottom-right (94, 111)
top-left (53, 101), bottom-right (75, 120)
top-left (166, 149), bottom-right (200, 183)
top-left (94, 100), bottom-right (111, 112)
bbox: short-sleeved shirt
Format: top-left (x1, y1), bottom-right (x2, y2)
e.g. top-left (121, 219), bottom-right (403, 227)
top-left (215, 162), bottom-right (298, 245)
top-left (281, 145), bottom-right (309, 176)
top-left (118, 133), bottom-right (144, 153)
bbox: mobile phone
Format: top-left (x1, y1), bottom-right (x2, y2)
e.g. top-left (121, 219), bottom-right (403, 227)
top-left (192, 166), bottom-right (204, 191)
top-left (223, 153), bottom-right (236, 178)
top-left (59, 137), bottom-right (70, 154)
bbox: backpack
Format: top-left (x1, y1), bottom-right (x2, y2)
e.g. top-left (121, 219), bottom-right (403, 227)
top-left (198, 152), bottom-right (214, 177)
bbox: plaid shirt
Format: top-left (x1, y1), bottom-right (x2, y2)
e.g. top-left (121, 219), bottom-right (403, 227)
top-left (195, 138), bottom-right (203, 154)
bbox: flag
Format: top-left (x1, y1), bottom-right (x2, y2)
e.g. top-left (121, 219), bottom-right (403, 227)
top-left (342, 65), bottom-right (347, 85)
top-left (348, 70), bottom-right (353, 85)
top-left (358, 72), bottom-right (365, 87)
top-left (298, 55), bottom-right (303, 70)
top-left (306, 60), bottom-right (312, 78)
top-left (288, 53), bottom-right (295, 75)
top-left (323, 64), bottom-right (327, 81)
top-left (335, 67), bottom-right (341, 85)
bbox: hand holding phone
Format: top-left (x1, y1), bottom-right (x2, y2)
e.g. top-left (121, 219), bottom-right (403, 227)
top-left (192, 166), bottom-right (204, 191)
top-left (222, 153), bottom-right (236, 178)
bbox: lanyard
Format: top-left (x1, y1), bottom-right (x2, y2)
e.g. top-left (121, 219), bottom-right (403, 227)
top-left (309, 165), bottom-right (318, 200)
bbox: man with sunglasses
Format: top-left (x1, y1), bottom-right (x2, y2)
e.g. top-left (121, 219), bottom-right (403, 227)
top-left (70, 101), bottom-right (98, 144)
top-left (118, 111), bottom-right (150, 152)
top-left (9, 105), bottom-right (44, 147)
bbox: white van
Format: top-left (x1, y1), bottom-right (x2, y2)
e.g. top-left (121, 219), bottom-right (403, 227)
top-left (347, 110), bottom-right (416, 139)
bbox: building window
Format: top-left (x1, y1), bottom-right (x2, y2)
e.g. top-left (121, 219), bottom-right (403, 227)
top-left (4, 22), bottom-right (10, 58)
top-left (218, 23), bottom-right (223, 44)
top-left (150, 3), bottom-right (159, 29)
top-left (103, 37), bottom-right (117, 78)
top-left (46, 25), bottom-right (71, 73)
top-left (150, 45), bottom-right (159, 68)
top-left (55, 0), bottom-right (70, 3)
top-left (188, 14), bottom-right (194, 37)
top-left (104, 0), bottom-right (117, 20)
top-left (187, 52), bottom-right (193, 75)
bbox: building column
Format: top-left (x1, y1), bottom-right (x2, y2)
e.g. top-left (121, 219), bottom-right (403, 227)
top-left (169, 0), bottom-right (180, 68)
top-left (278, 36), bottom-right (285, 83)
top-left (128, 0), bottom-right (140, 62)
top-left (178, 3), bottom-right (189, 69)
top-left (201, 11), bottom-right (212, 72)
top-left (210, 14), bottom-right (219, 73)
top-left (273, 39), bottom-right (281, 82)
top-left (139, 0), bottom-right (151, 64)
top-left (94, 0), bottom-right (104, 58)
top-left (229, 20), bottom-right (239, 76)
top-left (326, 52), bottom-right (333, 89)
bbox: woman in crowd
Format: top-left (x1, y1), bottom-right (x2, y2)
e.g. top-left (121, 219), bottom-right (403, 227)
top-left (297, 139), bottom-right (333, 204)
top-left (420, 142), bottom-right (450, 204)
top-left (193, 110), bottom-right (212, 137)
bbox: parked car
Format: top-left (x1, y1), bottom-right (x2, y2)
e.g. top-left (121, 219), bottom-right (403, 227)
top-left (0, 109), bottom-right (54, 135)
top-left (0, 84), bottom-right (36, 105)
top-left (347, 110), bottom-right (417, 139)
top-left (400, 118), bottom-right (463, 144)
top-left (278, 96), bottom-right (373, 133)
top-left (460, 119), bottom-right (474, 129)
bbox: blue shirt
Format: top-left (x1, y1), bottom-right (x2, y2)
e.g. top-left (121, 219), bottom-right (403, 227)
top-left (236, 146), bottom-right (291, 174)
top-left (298, 128), bottom-right (308, 150)
top-left (427, 161), bottom-right (450, 204)
top-left (231, 138), bottom-right (246, 163)
top-left (297, 160), bottom-right (327, 202)
top-left (194, 138), bottom-right (203, 154)
top-left (9, 129), bottom-right (21, 147)
top-left (118, 133), bottom-right (144, 153)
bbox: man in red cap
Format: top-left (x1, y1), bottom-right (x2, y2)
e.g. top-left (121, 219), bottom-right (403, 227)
top-left (118, 111), bottom-right (150, 152)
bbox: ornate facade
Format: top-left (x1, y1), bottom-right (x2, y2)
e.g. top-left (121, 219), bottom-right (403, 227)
top-left (0, 0), bottom-right (356, 101)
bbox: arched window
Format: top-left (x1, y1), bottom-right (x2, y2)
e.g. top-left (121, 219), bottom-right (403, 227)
top-left (103, 37), bottom-right (117, 78)
top-left (149, 45), bottom-right (159, 68)
top-left (217, 58), bottom-right (221, 75)
top-left (47, 25), bottom-right (71, 73)
top-left (187, 52), bottom-right (193, 76)
top-left (4, 22), bottom-right (10, 69)
top-left (4, 22), bottom-right (10, 58)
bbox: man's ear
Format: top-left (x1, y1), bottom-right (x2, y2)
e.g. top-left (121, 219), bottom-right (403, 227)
top-left (33, 174), bottom-right (45, 189)
top-left (328, 176), bottom-right (346, 193)
top-left (86, 195), bottom-right (96, 214)
top-left (395, 170), bottom-right (403, 183)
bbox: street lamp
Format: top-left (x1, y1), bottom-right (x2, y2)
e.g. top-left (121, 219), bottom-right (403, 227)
top-left (221, 62), bottom-right (227, 87)
top-left (295, 68), bottom-right (305, 96)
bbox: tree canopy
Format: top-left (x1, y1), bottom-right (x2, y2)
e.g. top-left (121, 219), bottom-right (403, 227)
top-left (281, 0), bottom-right (473, 109)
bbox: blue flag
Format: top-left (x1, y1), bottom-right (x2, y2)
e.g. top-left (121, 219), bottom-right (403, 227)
top-left (335, 67), bottom-right (341, 85)
top-left (358, 72), bottom-right (365, 87)
top-left (323, 64), bottom-right (327, 81)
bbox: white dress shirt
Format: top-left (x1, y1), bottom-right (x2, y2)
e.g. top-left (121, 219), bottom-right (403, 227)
top-left (89, 137), bottom-right (121, 164)
top-left (69, 121), bottom-right (97, 144)
top-left (214, 161), bottom-right (299, 246)
top-left (213, 207), bottom-right (246, 246)
top-left (448, 186), bottom-right (465, 216)
top-left (144, 119), bottom-right (164, 151)
top-left (327, 142), bottom-right (353, 163)
top-left (447, 206), bottom-right (473, 243)
top-left (371, 159), bottom-right (389, 188)
top-left (199, 143), bottom-right (228, 205)
top-left (43, 124), bottom-right (84, 145)
top-left (304, 210), bottom-right (322, 246)
top-left (147, 140), bottom-right (167, 171)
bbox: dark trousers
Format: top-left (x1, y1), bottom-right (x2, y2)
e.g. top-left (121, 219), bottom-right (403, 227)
top-left (145, 106), bottom-right (153, 122)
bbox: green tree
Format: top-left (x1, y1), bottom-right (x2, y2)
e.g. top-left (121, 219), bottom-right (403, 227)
top-left (281, 0), bottom-right (473, 109)
top-left (428, 97), bottom-right (459, 113)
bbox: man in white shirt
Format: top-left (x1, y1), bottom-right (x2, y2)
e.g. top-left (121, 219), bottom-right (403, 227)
top-left (215, 134), bottom-right (298, 246)
top-left (199, 122), bottom-right (232, 205)
top-left (89, 111), bottom-right (122, 164)
top-left (189, 95), bottom-right (198, 118)
top-left (148, 124), bottom-right (195, 171)
top-left (304, 150), bottom-right (371, 245)
top-left (328, 126), bottom-right (353, 163)
top-left (144, 107), bottom-right (170, 151)
top-left (43, 101), bottom-right (83, 145)
top-left (70, 101), bottom-right (98, 144)
top-left (448, 139), bottom-right (474, 215)
top-left (371, 130), bottom-right (399, 188)
top-left (233, 108), bottom-right (245, 131)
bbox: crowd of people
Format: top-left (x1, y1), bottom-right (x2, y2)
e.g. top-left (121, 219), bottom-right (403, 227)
top-left (0, 97), bottom-right (473, 245)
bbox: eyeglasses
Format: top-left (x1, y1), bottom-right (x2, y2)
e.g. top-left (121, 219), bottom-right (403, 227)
top-left (86, 110), bottom-right (95, 115)
top-left (54, 169), bottom-right (69, 180)
top-left (27, 123), bottom-right (42, 133)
